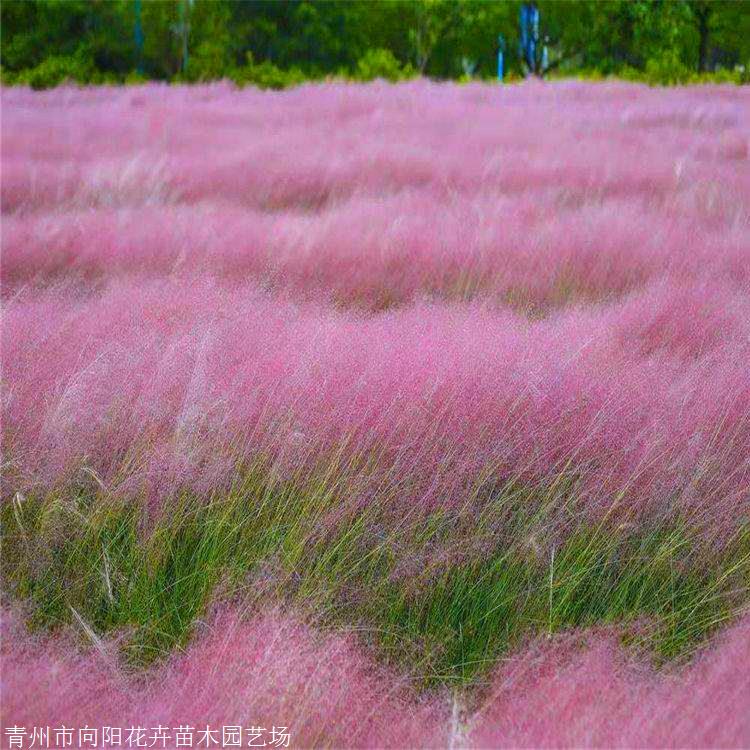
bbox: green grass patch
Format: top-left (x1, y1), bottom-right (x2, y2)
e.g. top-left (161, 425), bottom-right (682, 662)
top-left (2, 473), bottom-right (749, 689)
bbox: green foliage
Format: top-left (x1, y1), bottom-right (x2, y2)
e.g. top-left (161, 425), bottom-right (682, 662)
top-left (0, 65), bottom-right (16, 86)
top-left (230, 52), bottom-right (307, 90)
top-left (14, 51), bottom-right (95, 90)
top-left (354, 48), bottom-right (414, 83)
top-left (179, 0), bottom-right (233, 82)
top-left (2, 0), bottom-right (748, 88)
top-left (3, 471), bottom-right (749, 686)
top-left (124, 70), bottom-right (148, 85)
top-left (182, 40), bottom-right (232, 83)
top-left (645, 50), bottom-right (692, 85)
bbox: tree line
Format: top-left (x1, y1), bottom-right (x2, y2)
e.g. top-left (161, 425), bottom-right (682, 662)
top-left (2, 0), bottom-right (749, 89)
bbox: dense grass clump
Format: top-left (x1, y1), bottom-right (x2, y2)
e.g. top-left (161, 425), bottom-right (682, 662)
top-left (3, 475), bottom-right (748, 686)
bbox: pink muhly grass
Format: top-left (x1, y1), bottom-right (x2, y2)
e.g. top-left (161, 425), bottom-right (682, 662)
top-left (2, 80), bottom-right (750, 748)
top-left (469, 613), bottom-right (750, 749)
top-left (0, 606), bottom-right (448, 749)
top-left (2, 82), bottom-right (748, 217)
top-left (3, 278), bottom-right (748, 533)
top-left (2, 607), bottom-right (748, 749)
top-left (2, 195), bottom-right (747, 309)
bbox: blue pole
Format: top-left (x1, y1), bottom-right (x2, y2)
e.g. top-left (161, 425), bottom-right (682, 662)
top-left (519, 4), bottom-right (529, 70)
top-left (519, 3), bottom-right (540, 75)
top-left (497, 35), bottom-right (505, 81)
top-left (134, 0), bottom-right (144, 75)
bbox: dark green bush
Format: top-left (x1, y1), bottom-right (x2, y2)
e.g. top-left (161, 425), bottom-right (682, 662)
top-left (182, 39), bottom-right (232, 83)
top-left (15, 51), bottom-right (95, 90)
top-left (230, 52), bottom-right (306, 90)
top-left (644, 51), bottom-right (691, 85)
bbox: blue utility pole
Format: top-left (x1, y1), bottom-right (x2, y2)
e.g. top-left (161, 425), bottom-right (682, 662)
top-left (519, 2), bottom-right (540, 75)
top-left (134, 0), bottom-right (144, 75)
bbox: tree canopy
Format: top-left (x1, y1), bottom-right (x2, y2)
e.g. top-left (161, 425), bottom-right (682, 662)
top-left (2, 0), bottom-right (748, 88)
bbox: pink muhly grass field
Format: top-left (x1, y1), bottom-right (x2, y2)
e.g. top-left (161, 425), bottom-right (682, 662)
top-left (2, 606), bottom-right (748, 749)
top-left (0, 606), bottom-right (449, 749)
top-left (468, 611), bottom-right (750, 749)
top-left (2, 80), bottom-right (749, 748)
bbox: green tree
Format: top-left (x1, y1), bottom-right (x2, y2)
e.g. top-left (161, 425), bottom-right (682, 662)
top-left (2, 0), bottom-right (747, 87)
